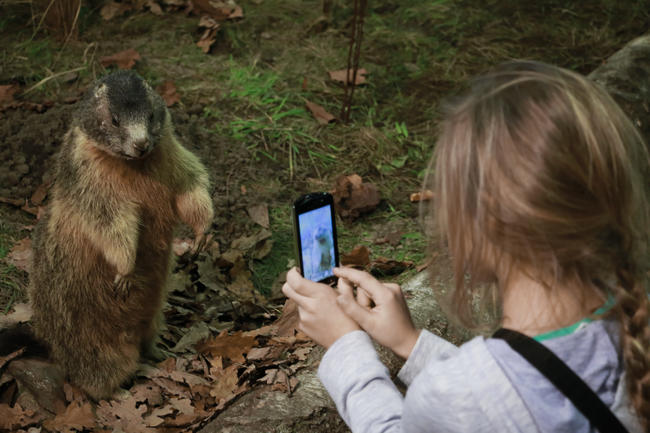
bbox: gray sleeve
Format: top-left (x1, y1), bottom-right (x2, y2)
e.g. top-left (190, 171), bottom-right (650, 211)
top-left (317, 331), bottom-right (485, 433)
top-left (318, 330), bottom-right (405, 433)
top-left (397, 329), bottom-right (460, 386)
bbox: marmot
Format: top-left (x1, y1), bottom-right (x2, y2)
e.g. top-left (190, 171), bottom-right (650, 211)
top-left (28, 70), bottom-right (214, 400)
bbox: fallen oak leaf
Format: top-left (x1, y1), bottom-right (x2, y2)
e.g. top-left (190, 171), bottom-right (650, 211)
top-left (6, 238), bottom-right (32, 273)
top-left (43, 401), bottom-right (95, 433)
top-left (0, 403), bottom-right (45, 431)
top-left (197, 330), bottom-right (256, 363)
top-left (209, 364), bottom-right (239, 401)
top-left (305, 100), bottom-right (335, 125)
top-left (0, 303), bottom-right (33, 327)
top-left (0, 84), bottom-right (19, 107)
top-left (155, 80), bottom-right (181, 107)
top-left (130, 383), bottom-right (164, 406)
top-left (30, 181), bottom-right (52, 205)
top-left (100, 1), bottom-right (133, 20)
top-left (273, 298), bottom-right (299, 337)
top-left (409, 190), bottom-right (434, 202)
top-left (96, 395), bottom-right (155, 433)
top-left (246, 203), bottom-right (270, 228)
top-left (331, 174), bottom-right (380, 221)
top-left (246, 346), bottom-right (271, 361)
top-left (145, 0), bottom-right (163, 15)
top-left (328, 68), bottom-right (367, 86)
top-left (192, 0), bottom-right (241, 20)
top-left (292, 347), bottom-right (312, 361)
top-left (100, 48), bottom-right (141, 70)
top-left (168, 396), bottom-right (194, 415)
top-left (370, 256), bottom-right (413, 277)
top-left (144, 405), bottom-right (174, 427)
top-left (340, 245), bottom-right (370, 268)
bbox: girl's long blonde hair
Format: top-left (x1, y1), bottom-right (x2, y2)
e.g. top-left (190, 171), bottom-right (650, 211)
top-left (426, 60), bottom-right (650, 428)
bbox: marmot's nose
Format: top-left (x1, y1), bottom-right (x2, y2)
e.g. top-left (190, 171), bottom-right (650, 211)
top-left (134, 140), bottom-right (150, 154)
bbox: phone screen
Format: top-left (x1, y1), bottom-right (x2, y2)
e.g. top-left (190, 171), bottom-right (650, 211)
top-left (298, 204), bottom-right (337, 282)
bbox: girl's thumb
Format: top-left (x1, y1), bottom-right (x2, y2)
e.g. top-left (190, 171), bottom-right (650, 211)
top-left (337, 294), bottom-right (371, 329)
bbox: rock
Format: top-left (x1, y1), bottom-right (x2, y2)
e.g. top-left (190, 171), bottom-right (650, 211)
top-left (199, 356), bottom-right (346, 433)
top-left (589, 35), bottom-right (650, 147)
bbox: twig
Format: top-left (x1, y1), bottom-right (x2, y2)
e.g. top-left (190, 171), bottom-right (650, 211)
top-left (340, 0), bottom-right (368, 123)
top-left (21, 66), bottom-right (86, 95)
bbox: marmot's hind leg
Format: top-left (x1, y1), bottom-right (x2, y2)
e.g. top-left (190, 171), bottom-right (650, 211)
top-left (64, 342), bottom-right (139, 401)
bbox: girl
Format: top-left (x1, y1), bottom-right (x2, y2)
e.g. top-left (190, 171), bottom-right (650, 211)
top-left (282, 61), bottom-right (649, 432)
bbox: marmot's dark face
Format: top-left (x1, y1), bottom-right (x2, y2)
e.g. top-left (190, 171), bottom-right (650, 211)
top-left (80, 71), bottom-right (166, 160)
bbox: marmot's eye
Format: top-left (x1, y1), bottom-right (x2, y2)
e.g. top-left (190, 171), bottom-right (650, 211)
top-left (111, 114), bottom-right (120, 127)
top-left (149, 112), bottom-right (154, 122)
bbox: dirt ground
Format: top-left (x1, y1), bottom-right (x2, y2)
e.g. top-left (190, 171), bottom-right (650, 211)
top-left (1, 0), bottom-right (650, 431)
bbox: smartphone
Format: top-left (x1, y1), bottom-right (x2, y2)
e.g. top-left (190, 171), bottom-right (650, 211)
top-left (292, 192), bottom-right (339, 283)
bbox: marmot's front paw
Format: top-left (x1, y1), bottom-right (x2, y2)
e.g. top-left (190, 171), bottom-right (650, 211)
top-left (191, 232), bottom-right (210, 256)
top-left (113, 274), bottom-right (132, 299)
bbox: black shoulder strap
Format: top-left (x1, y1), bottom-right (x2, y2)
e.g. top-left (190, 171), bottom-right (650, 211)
top-left (493, 328), bottom-right (629, 433)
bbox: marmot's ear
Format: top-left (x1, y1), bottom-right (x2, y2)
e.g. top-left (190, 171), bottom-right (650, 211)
top-left (93, 83), bottom-right (111, 126)
top-left (94, 83), bottom-right (108, 99)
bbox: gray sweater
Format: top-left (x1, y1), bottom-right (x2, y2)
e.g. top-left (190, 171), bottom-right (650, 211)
top-left (317, 321), bottom-right (642, 432)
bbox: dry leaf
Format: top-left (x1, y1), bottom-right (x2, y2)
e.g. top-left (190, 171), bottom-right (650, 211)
top-left (330, 174), bottom-right (380, 221)
top-left (156, 80), bottom-right (181, 107)
top-left (6, 238), bottom-right (32, 273)
top-left (145, 0), bottom-right (163, 15)
top-left (100, 48), bottom-right (141, 70)
top-left (305, 100), bottom-right (335, 125)
top-left (30, 181), bottom-right (51, 205)
top-left (328, 68), bottom-right (367, 85)
top-left (197, 330), bottom-right (256, 363)
top-left (370, 256), bottom-right (413, 277)
top-left (197, 27), bottom-right (218, 53)
top-left (0, 303), bottom-right (33, 326)
top-left (274, 298), bottom-right (299, 337)
top-left (100, 1), bottom-right (133, 20)
top-left (209, 364), bottom-right (239, 401)
top-left (246, 204), bottom-right (270, 228)
top-left (0, 403), bottom-right (45, 431)
top-left (246, 346), bottom-right (271, 361)
top-left (168, 396), bottom-right (194, 415)
top-left (409, 190), bottom-right (434, 202)
top-left (192, 0), bottom-right (242, 20)
top-left (0, 84), bottom-right (19, 107)
top-left (144, 405), bottom-right (173, 427)
top-left (43, 402), bottom-right (95, 433)
top-left (96, 396), bottom-right (152, 433)
top-left (293, 347), bottom-right (312, 361)
top-left (130, 383), bottom-right (164, 407)
top-left (340, 245), bottom-right (370, 268)
top-left (375, 230), bottom-right (402, 247)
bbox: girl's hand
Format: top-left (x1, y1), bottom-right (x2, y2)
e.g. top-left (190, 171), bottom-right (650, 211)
top-left (334, 267), bottom-right (420, 359)
top-left (282, 268), bottom-right (361, 349)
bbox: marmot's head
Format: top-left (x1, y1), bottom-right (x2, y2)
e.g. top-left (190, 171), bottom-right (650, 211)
top-left (78, 71), bottom-right (166, 159)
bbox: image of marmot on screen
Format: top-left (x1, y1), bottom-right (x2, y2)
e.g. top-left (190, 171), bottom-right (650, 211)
top-left (313, 226), bottom-right (334, 274)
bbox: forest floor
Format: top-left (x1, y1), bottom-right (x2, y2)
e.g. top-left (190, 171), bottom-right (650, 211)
top-left (0, 0), bottom-right (648, 431)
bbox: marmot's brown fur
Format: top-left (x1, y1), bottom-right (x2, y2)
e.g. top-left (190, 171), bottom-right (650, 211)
top-left (29, 71), bottom-right (214, 400)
